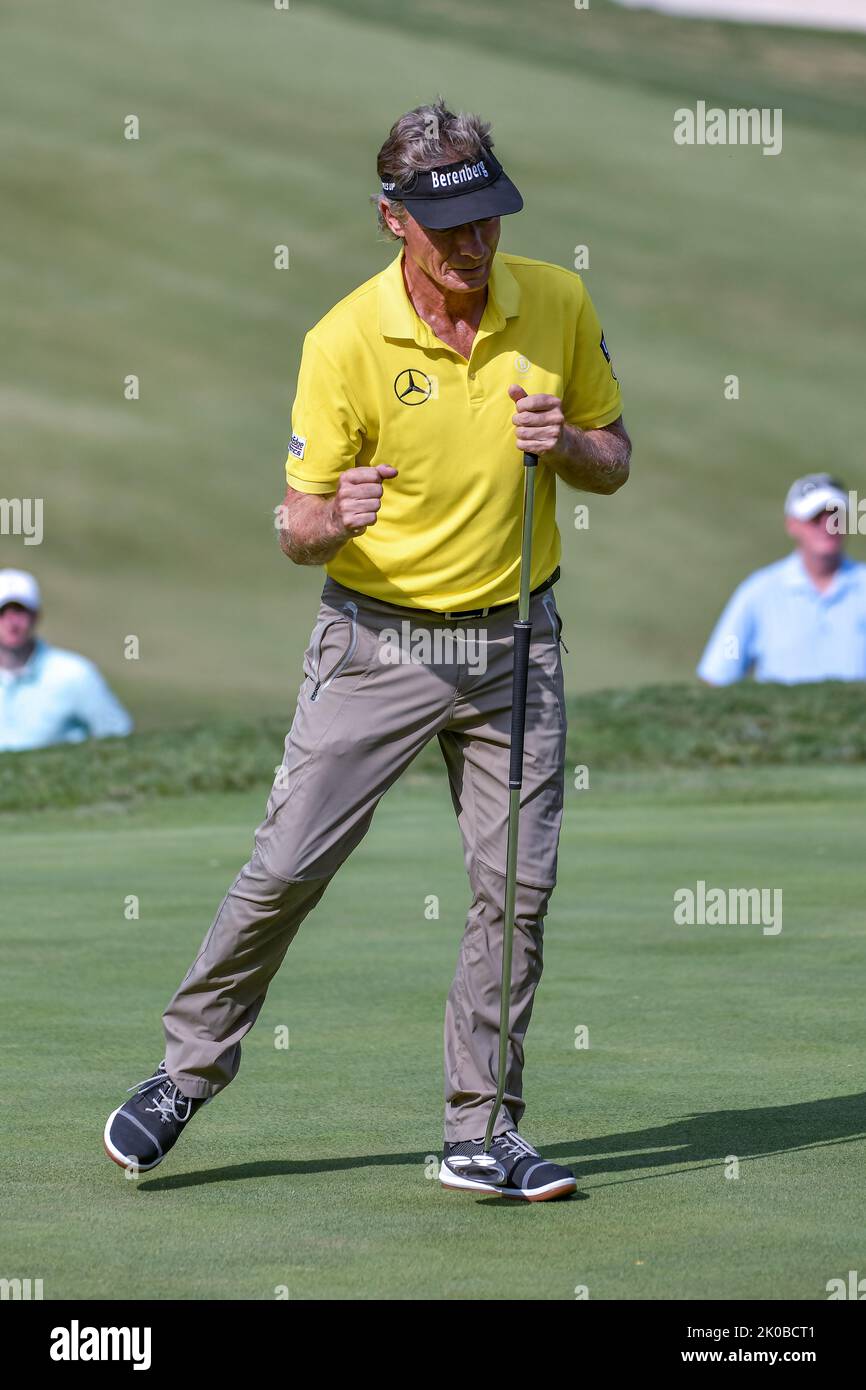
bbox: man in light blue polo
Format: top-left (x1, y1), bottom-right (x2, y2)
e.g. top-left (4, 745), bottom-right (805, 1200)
top-left (0, 569), bottom-right (133, 751)
top-left (698, 474), bottom-right (866, 685)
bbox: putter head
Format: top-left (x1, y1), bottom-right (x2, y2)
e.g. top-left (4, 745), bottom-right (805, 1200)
top-left (447, 1153), bottom-right (508, 1184)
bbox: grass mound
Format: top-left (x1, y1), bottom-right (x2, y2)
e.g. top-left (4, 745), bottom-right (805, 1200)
top-left (3, 681), bottom-right (864, 813)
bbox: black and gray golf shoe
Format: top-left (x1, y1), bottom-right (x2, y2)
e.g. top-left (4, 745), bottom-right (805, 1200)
top-left (440, 1129), bottom-right (576, 1201)
top-left (103, 1061), bottom-right (208, 1172)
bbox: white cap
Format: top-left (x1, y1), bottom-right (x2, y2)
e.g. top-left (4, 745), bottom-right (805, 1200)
top-left (0, 569), bottom-right (42, 611)
top-left (784, 474), bottom-right (848, 521)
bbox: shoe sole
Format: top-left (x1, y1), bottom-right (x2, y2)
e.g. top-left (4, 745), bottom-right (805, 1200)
top-left (102, 1108), bottom-right (165, 1173)
top-left (438, 1162), bottom-right (576, 1201)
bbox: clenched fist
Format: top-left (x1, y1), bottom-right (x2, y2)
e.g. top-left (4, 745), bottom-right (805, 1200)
top-left (508, 384), bottom-right (566, 457)
top-left (331, 464), bottom-right (398, 538)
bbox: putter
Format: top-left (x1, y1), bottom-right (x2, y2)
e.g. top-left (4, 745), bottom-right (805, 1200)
top-left (448, 451), bottom-right (538, 1187)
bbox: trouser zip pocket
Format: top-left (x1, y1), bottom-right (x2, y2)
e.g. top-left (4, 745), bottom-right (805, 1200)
top-left (541, 591), bottom-right (569, 654)
top-left (309, 601), bottom-right (360, 701)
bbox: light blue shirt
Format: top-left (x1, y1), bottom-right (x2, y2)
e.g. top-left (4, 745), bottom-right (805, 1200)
top-left (0, 639), bottom-right (133, 751)
top-left (698, 552), bottom-right (866, 685)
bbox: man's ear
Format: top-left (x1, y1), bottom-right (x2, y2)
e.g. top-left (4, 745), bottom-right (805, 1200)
top-left (783, 516), bottom-right (799, 542)
top-left (379, 198), bottom-right (406, 239)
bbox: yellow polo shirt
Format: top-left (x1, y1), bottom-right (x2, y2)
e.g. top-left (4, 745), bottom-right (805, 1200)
top-left (286, 249), bottom-right (622, 611)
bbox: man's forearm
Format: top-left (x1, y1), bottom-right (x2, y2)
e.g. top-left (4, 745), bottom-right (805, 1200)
top-left (546, 421), bottom-right (631, 494)
top-left (278, 494), bottom-right (348, 566)
top-left (277, 465), bottom-right (396, 565)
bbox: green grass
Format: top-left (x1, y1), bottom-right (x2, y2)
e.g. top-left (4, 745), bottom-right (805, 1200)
top-left (1, 767), bottom-right (864, 1299)
top-left (3, 680), bottom-right (866, 812)
top-left (321, 0), bottom-right (866, 136)
top-left (1, 0), bottom-right (864, 723)
top-left (2, 0), bottom-right (864, 1303)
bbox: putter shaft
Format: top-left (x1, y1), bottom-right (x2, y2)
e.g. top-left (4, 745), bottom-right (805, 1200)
top-left (483, 452), bottom-right (538, 1155)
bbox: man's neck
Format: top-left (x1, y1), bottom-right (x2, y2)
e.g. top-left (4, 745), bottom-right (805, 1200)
top-left (0, 640), bottom-right (35, 672)
top-left (799, 549), bottom-right (842, 594)
top-left (401, 254), bottom-right (487, 335)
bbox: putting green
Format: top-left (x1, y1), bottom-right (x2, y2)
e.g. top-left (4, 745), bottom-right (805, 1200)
top-left (2, 765), bottom-right (863, 1299)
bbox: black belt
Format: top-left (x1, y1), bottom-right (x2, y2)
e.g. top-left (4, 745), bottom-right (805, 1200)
top-left (324, 567), bottom-right (560, 623)
top-left (435, 566), bottom-right (560, 621)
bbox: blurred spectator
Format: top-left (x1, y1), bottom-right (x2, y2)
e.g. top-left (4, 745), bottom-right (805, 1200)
top-left (698, 474), bottom-right (866, 685)
top-left (0, 569), bottom-right (133, 750)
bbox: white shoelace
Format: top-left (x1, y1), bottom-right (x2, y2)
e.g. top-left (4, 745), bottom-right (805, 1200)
top-left (126, 1065), bottom-right (192, 1125)
top-left (496, 1131), bottom-right (539, 1161)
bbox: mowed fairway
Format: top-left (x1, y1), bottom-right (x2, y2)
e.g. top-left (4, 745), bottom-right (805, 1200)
top-left (2, 765), bottom-right (863, 1301)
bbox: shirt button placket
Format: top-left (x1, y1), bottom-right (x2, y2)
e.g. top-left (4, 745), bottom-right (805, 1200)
top-left (467, 361), bottom-right (483, 406)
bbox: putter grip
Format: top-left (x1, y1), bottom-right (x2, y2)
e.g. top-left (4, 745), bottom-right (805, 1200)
top-left (509, 620), bottom-right (532, 788)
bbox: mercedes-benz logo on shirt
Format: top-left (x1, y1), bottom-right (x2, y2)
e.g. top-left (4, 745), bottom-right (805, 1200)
top-left (394, 369), bottom-right (433, 405)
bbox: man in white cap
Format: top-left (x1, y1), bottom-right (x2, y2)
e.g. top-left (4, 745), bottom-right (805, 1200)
top-left (0, 569), bottom-right (133, 750)
top-left (698, 474), bottom-right (866, 685)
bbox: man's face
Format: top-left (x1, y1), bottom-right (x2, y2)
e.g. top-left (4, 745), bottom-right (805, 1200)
top-left (0, 602), bottom-right (38, 648)
top-left (397, 211), bottom-right (501, 294)
top-left (785, 509), bottom-right (846, 561)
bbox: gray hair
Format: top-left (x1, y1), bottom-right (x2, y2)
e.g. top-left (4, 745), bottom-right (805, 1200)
top-left (373, 97), bottom-right (494, 239)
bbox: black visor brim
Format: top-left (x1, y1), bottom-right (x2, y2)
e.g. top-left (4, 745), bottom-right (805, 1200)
top-left (403, 172), bottom-right (524, 230)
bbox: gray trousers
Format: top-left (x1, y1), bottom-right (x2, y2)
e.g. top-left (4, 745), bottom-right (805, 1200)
top-left (162, 575), bottom-right (567, 1142)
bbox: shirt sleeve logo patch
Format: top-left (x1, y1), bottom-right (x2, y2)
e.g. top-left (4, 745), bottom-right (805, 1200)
top-left (288, 432), bottom-right (307, 460)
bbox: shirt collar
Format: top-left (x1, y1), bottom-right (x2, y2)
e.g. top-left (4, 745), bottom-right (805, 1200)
top-left (0, 637), bottom-right (46, 685)
top-left (378, 248), bottom-right (520, 344)
top-left (782, 550), bottom-right (856, 597)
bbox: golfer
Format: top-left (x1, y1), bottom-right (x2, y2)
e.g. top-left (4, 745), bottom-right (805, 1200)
top-left (105, 100), bottom-right (631, 1201)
